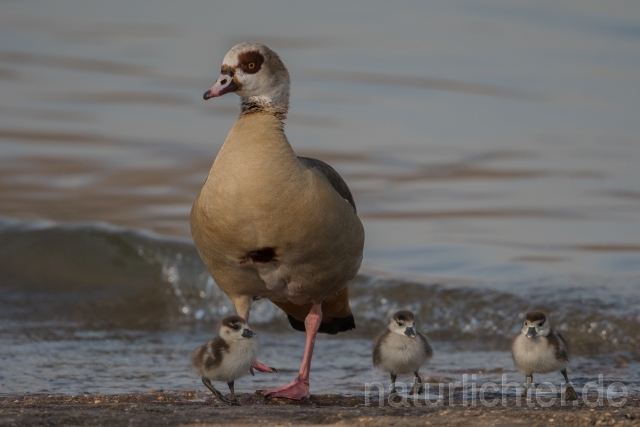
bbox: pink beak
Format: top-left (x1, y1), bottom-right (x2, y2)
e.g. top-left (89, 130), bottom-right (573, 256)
top-left (203, 71), bottom-right (238, 100)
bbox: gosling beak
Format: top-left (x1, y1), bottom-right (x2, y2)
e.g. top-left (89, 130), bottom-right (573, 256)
top-left (242, 328), bottom-right (257, 338)
top-left (526, 327), bottom-right (537, 338)
top-left (404, 326), bottom-right (416, 338)
top-left (203, 70), bottom-right (238, 99)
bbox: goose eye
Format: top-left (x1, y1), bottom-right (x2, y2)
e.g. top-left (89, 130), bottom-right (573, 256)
top-left (232, 324), bottom-right (240, 331)
top-left (247, 62), bottom-right (256, 70)
top-left (538, 321), bottom-right (544, 327)
top-left (397, 321), bottom-right (404, 326)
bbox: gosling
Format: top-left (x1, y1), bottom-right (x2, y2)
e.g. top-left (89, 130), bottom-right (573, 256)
top-left (512, 310), bottom-right (578, 401)
top-left (192, 315), bottom-right (272, 405)
top-left (373, 310), bottom-right (433, 395)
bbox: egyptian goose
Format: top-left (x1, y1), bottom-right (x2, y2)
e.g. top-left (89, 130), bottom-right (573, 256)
top-left (512, 310), bottom-right (578, 400)
top-left (373, 310), bottom-right (433, 395)
top-left (192, 315), bottom-right (271, 405)
top-left (191, 42), bottom-right (365, 400)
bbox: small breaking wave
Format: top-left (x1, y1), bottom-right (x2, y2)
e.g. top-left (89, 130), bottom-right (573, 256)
top-left (1, 218), bottom-right (638, 353)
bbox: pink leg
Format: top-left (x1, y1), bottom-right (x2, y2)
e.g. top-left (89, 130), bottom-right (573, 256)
top-left (241, 316), bottom-right (278, 377)
top-left (249, 360), bottom-right (277, 375)
top-left (242, 325), bottom-right (278, 376)
top-left (262, 303), bottom-right (323, 400)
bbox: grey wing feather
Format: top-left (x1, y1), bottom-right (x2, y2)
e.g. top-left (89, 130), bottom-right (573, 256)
top-left (372, 330), bottom-right (389, 367)
top-left (555, 331), bottom-right (570, 362)
top-left (191, 337), bottom-right (226, 375)
top-left (418, 332), bottom-right (433, 359)
top-left (298, 156), bottom-right (357, 212)
top-left (191, 343), bottom-right (209, 375)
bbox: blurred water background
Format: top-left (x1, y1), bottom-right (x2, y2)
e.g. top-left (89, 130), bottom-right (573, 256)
top-left (1, 0), bottom-right (639, 396)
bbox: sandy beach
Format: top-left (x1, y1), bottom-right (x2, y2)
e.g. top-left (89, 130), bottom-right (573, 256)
top-left (1, 391), bottom-right (639, 427)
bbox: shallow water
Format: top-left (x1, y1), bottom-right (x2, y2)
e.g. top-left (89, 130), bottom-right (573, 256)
top-left (1, 0), bottom-right (640, 397)
top-left (1, 324), bottom-right (638, 397)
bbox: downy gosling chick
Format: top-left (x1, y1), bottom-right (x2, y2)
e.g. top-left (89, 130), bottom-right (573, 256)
top-left (512, 311), bottom-right (578, 401)
top-left (373, 310), bottom-right (433, 395)
top-left (192, 315), bottom-right (273, 405)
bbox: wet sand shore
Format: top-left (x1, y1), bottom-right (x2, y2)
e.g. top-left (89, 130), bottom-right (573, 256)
top-left (1, 391), bottom-right (638, 427)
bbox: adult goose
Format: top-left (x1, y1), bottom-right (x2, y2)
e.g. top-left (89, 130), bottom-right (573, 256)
top-left (191, 42), bottom-right (365, 400)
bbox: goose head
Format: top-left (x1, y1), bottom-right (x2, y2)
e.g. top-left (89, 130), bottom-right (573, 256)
top-left (203, 42), bottom-right (290, 119)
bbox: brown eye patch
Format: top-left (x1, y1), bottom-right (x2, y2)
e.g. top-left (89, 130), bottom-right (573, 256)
top-left (238, 50), bottom-right (264, 74)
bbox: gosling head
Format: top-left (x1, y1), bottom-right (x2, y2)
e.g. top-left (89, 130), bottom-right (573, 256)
top-left (388, 310), bottom-right (418, 338)
top-left (521, 311), bottom-right (551, 338)
top-left (219, 315), bottom-right (256, 341)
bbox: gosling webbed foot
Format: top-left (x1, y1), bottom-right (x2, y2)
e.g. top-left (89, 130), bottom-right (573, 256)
top-left (564, 384), bottom-right (578, 401)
